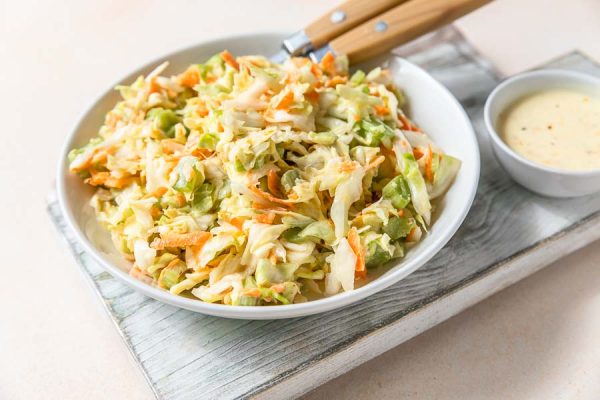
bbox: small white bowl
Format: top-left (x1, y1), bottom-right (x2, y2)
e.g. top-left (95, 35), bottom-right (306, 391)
top-left (484, 69), bottom-right (600, 198)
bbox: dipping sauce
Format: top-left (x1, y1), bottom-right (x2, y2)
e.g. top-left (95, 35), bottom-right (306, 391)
top-left (499, 89), bottom-right (600, 171)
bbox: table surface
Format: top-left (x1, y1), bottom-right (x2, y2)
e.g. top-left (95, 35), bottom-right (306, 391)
top-left (2, 0), bottom-right (600, 399)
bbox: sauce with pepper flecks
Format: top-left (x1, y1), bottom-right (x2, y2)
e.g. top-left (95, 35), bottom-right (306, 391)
top-left (499, 89), bottom-right (600, 171)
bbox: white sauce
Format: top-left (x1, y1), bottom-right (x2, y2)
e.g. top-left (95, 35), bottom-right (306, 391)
top-left (499, 89), bottom-right (600, 171)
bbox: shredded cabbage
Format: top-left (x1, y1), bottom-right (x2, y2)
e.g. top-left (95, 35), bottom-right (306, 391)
top-left (69, 51), bottom-right (460, 305)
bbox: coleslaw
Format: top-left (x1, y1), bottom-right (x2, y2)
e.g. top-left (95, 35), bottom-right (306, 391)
top-left (68, 51), bottom-right (460, 306)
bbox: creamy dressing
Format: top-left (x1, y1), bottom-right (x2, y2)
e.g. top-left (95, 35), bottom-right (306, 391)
top-left (499, 89), bottom-right (600, 171)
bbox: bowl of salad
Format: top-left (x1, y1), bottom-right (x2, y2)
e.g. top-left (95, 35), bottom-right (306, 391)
top-left (57, 33), bottom-right (479, 319)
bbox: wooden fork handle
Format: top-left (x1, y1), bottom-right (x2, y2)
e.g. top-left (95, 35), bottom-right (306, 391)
top-left (328, 0), bottom-right (492, 63)
top-left (303, 0), bottom-right (407, 50)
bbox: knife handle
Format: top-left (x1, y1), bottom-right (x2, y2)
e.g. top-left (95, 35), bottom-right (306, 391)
top-left (327, 0), bottom-right (492, 63)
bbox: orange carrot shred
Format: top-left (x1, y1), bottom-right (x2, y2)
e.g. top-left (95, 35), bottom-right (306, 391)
top-left (249, 186), bottom-right (295, 208)
top-left (424, 145), bottom-right (434, 182)
top-left (348, 227), bottom-right (366, 279)
top-left (267, 169), bottom-right (282, 197)
top-left (255, 213), bottom-right (276, 224)
top-left (221, 50), bottom-right (239, 71)
top-left (243, 288), bottom-right (262, 298)
top-left (339, 161), bottom-right (357, 173)
top-left (413, 147), bottom-right (425, 160)
top-left (304, 90), bottom-right (320, 103)
top-left (325, 75), bottom-right (347, 88)
top-left (143, 186), bottom-right (168, 199)
top-left (320, 52), bottom-right (336, 76)
top-left (149, 77), bottom-right (161, 94)
top-left (151, 231), bottom-right (211, 250)
top-left (374, 104), bottom-right (389, 116)
top-left (275, 90), bottom-right (295, 110)
top-left (179, 66), bottom-right (200, 88)
top-left (310, 63), bottom-right (323, 78)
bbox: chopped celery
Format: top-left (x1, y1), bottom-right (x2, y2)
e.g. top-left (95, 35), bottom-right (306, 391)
top-left (382, 175), bottom-right (411, 209)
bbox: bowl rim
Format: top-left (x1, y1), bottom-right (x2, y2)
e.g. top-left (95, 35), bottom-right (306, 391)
top-left (483, 68), bottom-right (600, 177)
top-left (56, 31), bottom-right (480, 319)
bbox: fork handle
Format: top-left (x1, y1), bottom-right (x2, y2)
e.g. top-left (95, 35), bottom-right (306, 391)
top-left (328, 0), bottom-right (492, 63)
top-left (304, 0), bottom-right (408, 50)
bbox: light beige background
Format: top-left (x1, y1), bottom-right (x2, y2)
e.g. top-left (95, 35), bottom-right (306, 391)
top-left (1, 0), bottom-right (600, 399)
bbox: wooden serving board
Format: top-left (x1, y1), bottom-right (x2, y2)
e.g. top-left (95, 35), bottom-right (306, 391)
top-left (48, 27), bottom-right (600, 400)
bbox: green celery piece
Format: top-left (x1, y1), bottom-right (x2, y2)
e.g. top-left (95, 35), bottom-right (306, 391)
top-left (152, 109), bottom-right (181, 138)
top-left (382, 175), bottom-right (411, 209)
top-left (365, 241), bottom-right (392, 269)
top-left (350, 70), bottom-right (366, 84)
top-left (192, 183), bottom-right (214, 214)
top-left (282, 227), bottom-right (304, 244)
top-left (383, 216), bottom-right (414, 240)
top-left (197, 133), bottom-right (219, 150)
top-left (172, 156), bottom-right (204, 193)
top-left (309, 132), bottom-right (337, 145)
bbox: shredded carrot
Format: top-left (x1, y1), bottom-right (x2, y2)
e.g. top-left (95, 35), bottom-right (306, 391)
top-left (413, 147), bottom-right (425, 160)
top-left (304, 90), bottom-right (320, 103)
top-left (151, 231), bottom-right (211, 250)
top-left (179, 66), bottom-right (200, 88)
top-left (150, 205), bottom-right (161, 219)
top-left (267, 169), bottom-right (282, 197)
top-left (143, 186), bottom-right (168, 199)
top-left (310, 63), bottom-right (323, 79)
top-left (161, 140), bottom-right (185, 154)
top-left (398, 209), bottom-right (405, 217)
top-left (85, 171), bottom-right (130, 189)
top-left (348, 227), bottom-right (366, 279)
top-left (374, 104), bottom-right (389, 116)
top-left (191, 148), bottom-right (213, 159)
top-left (339, 161), bottom-right (357, 173)
top-left (222, 216), bottom-right (245, 230)
top-left (195, 105), bottom-right (209, 117)
top-left (325, 75), bottom-right (347, 88)
top-left (242, 288), bottom-right (262, 298)
top-left (424, 145), bottom-right (434, 182)
top-left (255, 213), bottom-right (276, 224)
top-left (275, 90), bottom-right (294, 110)
top-left (320, 52), bottom-right (336, 76)
top-left (149, 77), bottom-right (161, 94)
top-left (353, 114), bottom-right (361, 122)
top-left (175, 192), bottom-right (187, 207)
top-left (249, 186), bottom-right (295, 208)
top-left (221, 50), bottom-right (239, 71)
top-left (406, 227), bottom-right (418, 242)
top-left (399, 114), bottom-right (420, 132)
top-left (206, 255), bottom-right (224, 267)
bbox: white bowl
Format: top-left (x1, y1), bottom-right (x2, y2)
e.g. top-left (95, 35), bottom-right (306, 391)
top-left (57, 32), bottom-right (479, 319)
top-left (484, 69), bottom-right (600, 198)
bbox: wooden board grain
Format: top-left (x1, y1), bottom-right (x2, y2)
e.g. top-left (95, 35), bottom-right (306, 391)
top-left (48, 27), bottom-right (600, 400)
